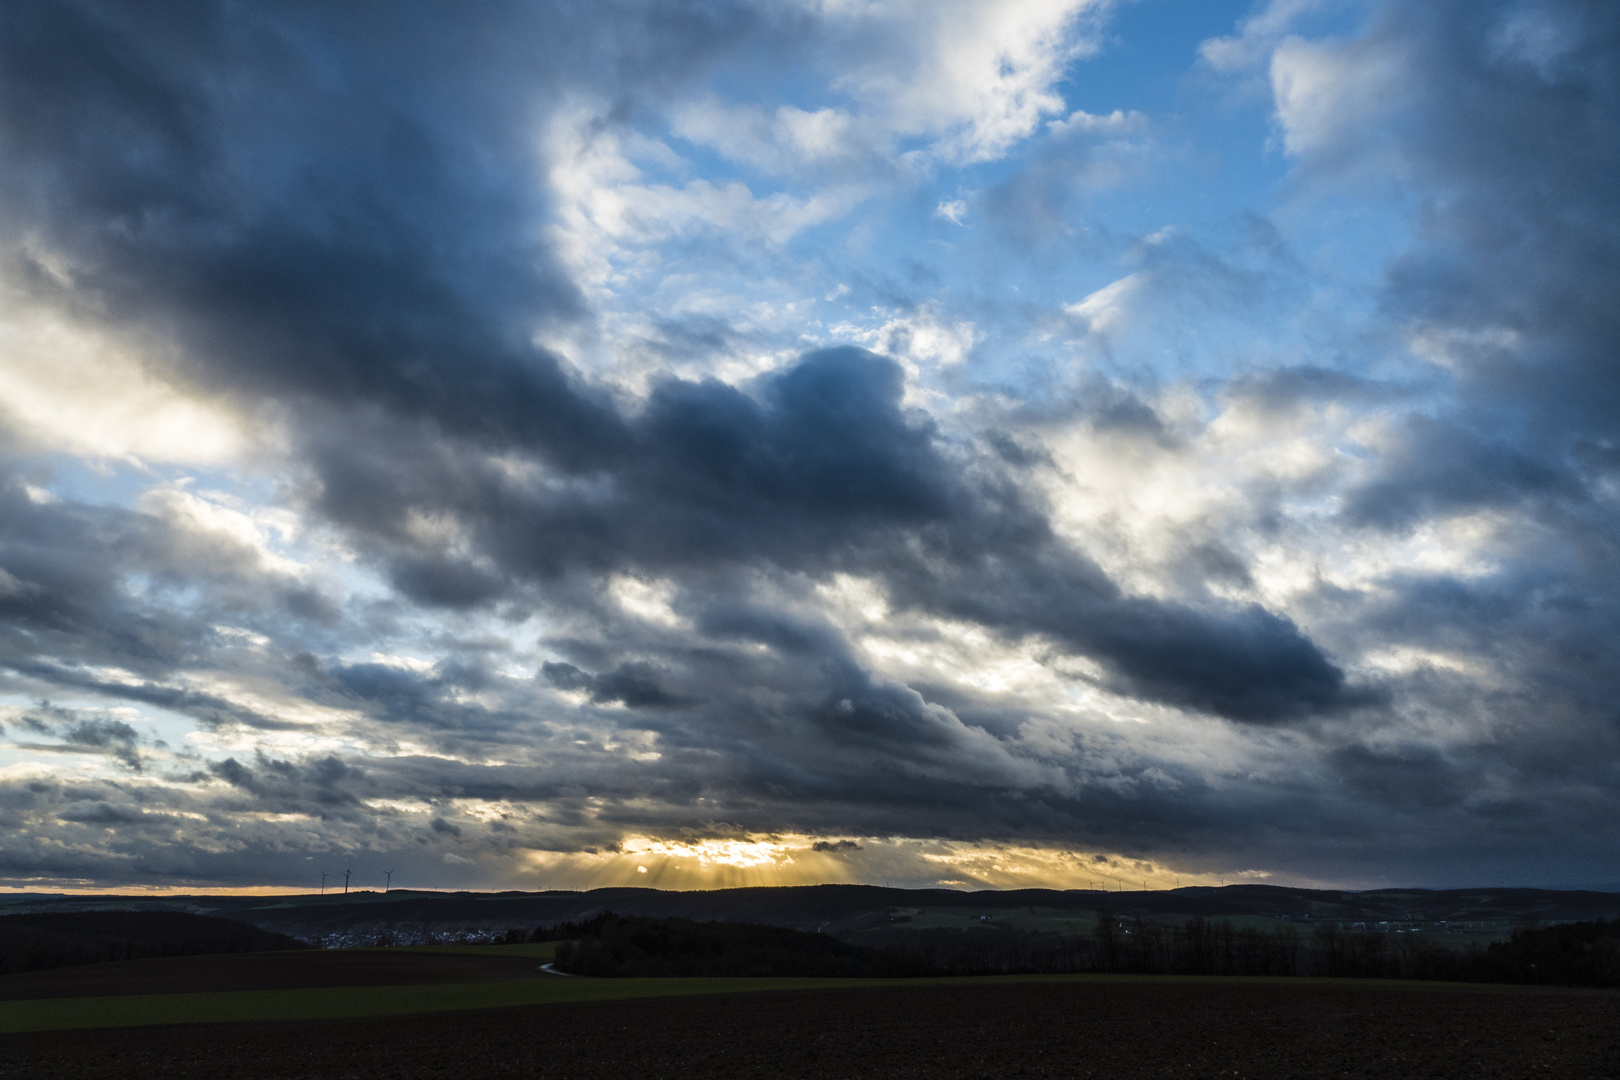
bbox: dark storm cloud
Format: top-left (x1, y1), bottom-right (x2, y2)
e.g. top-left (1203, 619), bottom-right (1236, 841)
top-left (316, 344), bottom-right (1360, 723)
top-left (206, 752), bottom-right (363, 809)
top-left (328, 660), bottom-right (515, 731)
top-left (3, 0), bottom-right (608, 460)
top-left (0, 475), bottom-right (181, 670)
top-left (1329, 742), bottom-right (1468, 810)
top-left (541, 661), bottom-right (687, 708)
top-left (57, 801), bottom-right (146, 825)
top-left (8, 720), bottom-right (143, 771)
top-left (1332, 1), bottom-right (1620, 499)
top-left (1341, 414), bottom-right (1579, 530)
top-left (882, 538), bottom-right (1364, 723)
top-left (14, 659), bottom-right (296, 731)
top-left (1304, 2), bottom-right (1620, 726)
top-left (0, 0), bottom-right (791, 476)
top-left (812, 839), bottom-right (861, 851)
top-left (61, 716), bottom-right (139, 751)
top-left (0, 2), bottom-right (1362, 732)
top-left (0, 465), bottom-right (330, 737)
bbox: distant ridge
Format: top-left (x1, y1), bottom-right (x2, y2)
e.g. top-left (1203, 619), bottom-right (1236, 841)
top-left (5, 884), bottom-right (1618, 944)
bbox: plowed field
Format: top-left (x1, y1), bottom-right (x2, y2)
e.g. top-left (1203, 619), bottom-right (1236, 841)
top-left (3, 976), bottom-right (1616, 1079)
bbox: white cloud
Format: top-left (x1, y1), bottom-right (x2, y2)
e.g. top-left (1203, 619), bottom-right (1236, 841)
top-left (809, 0), bottom-right (1111, 163)
top-left (141, 483), bottom-right (307, 579)
top-left (671, 99), bottom-right (867, 175)
top-left (0, 289), bottom-right (250, 464)
top-left (1047, 107), bottom-right (1146, 137)
top-left (1064, 272), bottom-right (1144, 337)
top-left (1270, 32), bottom-right (1407, 160)
top-left (831, 303), bottom-right (981, 371)
top-left (1198, 0), bottom-right (1334, 74)
top-left (546, 101), bottom-right (866, 298)
top-left (1198, 1), bottom-right (1411, 170)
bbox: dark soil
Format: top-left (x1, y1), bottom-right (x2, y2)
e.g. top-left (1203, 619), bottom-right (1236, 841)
top-left (4, 978), bottom-right (1617, 1079)
top-left (0, 949), bottom-right (550, 1000)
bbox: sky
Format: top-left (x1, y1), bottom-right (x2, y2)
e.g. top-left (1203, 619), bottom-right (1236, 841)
top-left (0, 0), bottom-right (1617, 895)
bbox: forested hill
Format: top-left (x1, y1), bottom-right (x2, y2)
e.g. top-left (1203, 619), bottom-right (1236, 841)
top-left (0, 911), bottom-right (304, 974)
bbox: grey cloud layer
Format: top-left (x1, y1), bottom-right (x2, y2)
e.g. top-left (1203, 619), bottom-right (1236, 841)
top-left (0, 0), bottom-right (1617, 888)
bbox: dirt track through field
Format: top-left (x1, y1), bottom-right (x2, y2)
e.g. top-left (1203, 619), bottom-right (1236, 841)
top-left (0, 949), bottom-right (553, 1000)
top-left (3, 978), bottom-right (1617, 1079)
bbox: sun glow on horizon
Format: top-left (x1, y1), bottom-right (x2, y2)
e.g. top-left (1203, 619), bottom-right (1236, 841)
top-left (0, 839), bottom-right (1312, 897)
top-left (513, 834), bottom-right (1252, 893)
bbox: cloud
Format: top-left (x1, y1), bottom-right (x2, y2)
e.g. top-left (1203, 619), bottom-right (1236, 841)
top-left (1199, 0), bottom-right (1337, 75)
top-left (1066, 273), bottom-right (1144, 337)
top-left (289, 342), bottom-right (1355, 725)
top-left (1270, 26), bottom-right (1411, 164)
top-left (0, 0), bottom-right (1370, 884)
top-left (811, 838), bottom-right (862, 851)
top-left (670, 99), bottom-right (871, 176)
top-left (1339, 414), bottom-right (1577, 531)
top-left (0, 291), bottom-right (249, 464)
top-left (0, 0), bottom-right (1615, 895)
top-left (541, 661), bottom-right (687, 709)
top-left (815, 0), bottom-right (1112, 163)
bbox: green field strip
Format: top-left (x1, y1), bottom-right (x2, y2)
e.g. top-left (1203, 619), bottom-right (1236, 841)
top-left (0, 975), bottom-right (883, 1033)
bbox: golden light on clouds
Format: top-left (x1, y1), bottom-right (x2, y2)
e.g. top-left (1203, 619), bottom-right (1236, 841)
top-left (518, 834), bottom-right (1246, 893)
top-left (0, 884), bottom-right (324, 897)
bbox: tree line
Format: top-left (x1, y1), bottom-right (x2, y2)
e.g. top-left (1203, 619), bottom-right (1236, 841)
top-left (538, 913), bottom-right (906, 977)
top-left (522, 911), bottom-right (1620, 988)
top-left (859, 912), bottom-right (1620, 987)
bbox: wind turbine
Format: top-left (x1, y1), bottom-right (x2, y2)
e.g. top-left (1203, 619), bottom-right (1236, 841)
top-left (319, 870), bottom-right (329, 895)
top-left (343, 867), bottom-right (352, 895)
top-left (384, 869), bottom-right (395, 893)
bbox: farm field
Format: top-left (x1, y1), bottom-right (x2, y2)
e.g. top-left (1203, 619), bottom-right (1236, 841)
top-left (1, 975), bottom-right (1615, 1079)
top-left (0, 943), bottom-right (559, 1002)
